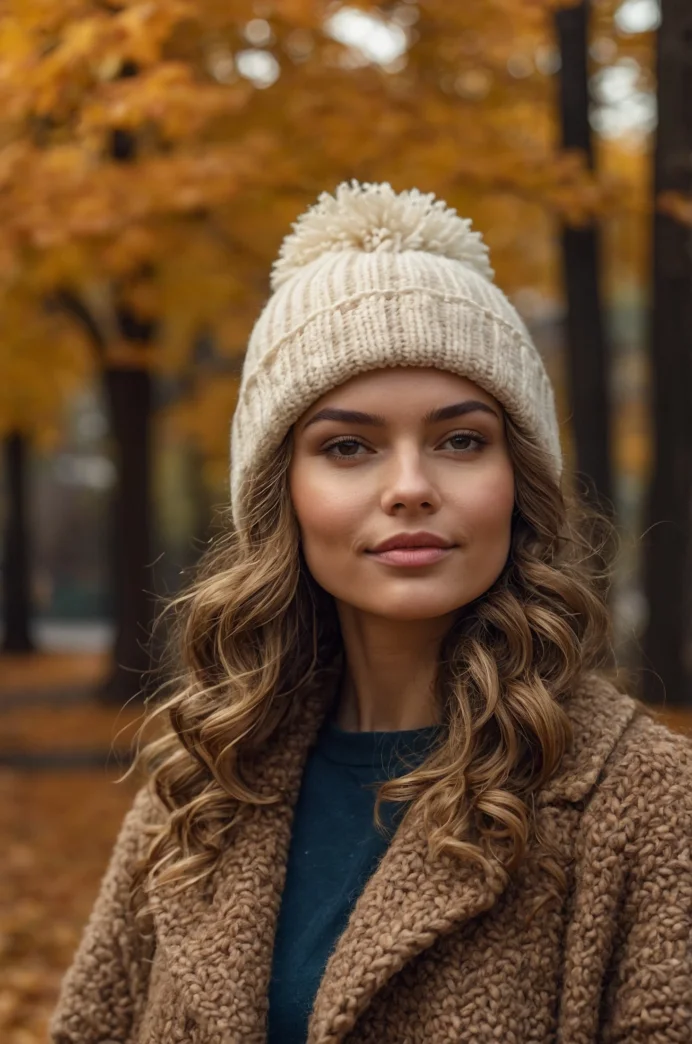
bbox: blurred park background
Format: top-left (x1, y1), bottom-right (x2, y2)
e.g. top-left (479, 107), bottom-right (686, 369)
top-left (0, 0), bottom-right (691, 1039)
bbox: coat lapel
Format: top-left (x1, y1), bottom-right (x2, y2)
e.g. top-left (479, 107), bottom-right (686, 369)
top-left (535, 672), bottom-right (639, 806)
top-left (307, 808), bottom-right (509, 1044)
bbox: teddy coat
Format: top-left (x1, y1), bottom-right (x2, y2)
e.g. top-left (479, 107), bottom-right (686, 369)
top-left (50, 673), bottom-right (692, 1044)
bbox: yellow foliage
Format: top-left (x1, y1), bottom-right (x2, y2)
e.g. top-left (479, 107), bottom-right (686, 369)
top-left (0, 281), bottom-right (94, 443)
top-left (162, 373), bottom-right (240, 466)
top-left (0, 0), bottom-right (650, 453)
top-left (78, 63), bottom-right (253, 145)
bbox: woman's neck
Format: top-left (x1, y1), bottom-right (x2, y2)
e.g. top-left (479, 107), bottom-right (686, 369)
top-left (333, 605), bottom-right (455, 732)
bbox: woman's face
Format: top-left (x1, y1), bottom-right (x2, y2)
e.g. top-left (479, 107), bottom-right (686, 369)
top-left (289, 368), bottom-right (515, 623)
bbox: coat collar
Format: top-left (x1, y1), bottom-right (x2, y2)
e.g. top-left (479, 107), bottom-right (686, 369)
top-left (150, 671), bottom-right (639, 1043)
top-left (536, 672), bottom-right (639, 805)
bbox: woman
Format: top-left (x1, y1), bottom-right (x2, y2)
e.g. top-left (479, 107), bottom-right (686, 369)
top-left (50, 182), bottom-right (692, 1044)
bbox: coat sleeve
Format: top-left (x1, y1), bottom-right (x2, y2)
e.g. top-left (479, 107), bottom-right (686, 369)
top-left (49, 784), bottom-right (163, 1044)
top-left (601, 729), bottom-right (692, 1043)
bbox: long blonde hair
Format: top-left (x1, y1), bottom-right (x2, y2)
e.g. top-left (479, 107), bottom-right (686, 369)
top-left (123, 413), bottom-right (620, 924)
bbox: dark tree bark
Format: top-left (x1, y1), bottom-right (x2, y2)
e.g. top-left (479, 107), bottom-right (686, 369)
top-left (99, 363), bottom-right (156, 703)
top-left (555, 2), bottom-right (614, 516)
top-left (1, 431), bottom-right (35, 652)
top-left (51, 286), bottom-right (160, 703)
top-left (641, 0), bottom-right (692, 707)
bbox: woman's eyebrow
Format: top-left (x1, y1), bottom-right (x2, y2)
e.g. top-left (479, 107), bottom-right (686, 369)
top-left (424, 400), bottom-right (500, 423)
top-left (302, 400), bottom-right (499, 430)
top-left (302, 407), bottom-right (386, 429)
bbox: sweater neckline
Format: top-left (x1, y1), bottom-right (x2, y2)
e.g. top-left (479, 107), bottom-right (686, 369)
top-left (317, 718), bottom-right (444, 768)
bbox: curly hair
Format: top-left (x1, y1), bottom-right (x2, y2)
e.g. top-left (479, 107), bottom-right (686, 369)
top-left (121, 411), bottom-right (621, 927)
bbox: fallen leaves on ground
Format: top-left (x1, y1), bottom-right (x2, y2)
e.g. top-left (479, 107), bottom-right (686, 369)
top-left (0, 652), bottom-right (108, 695)
top-left (1, 697), bottom-right (144, 755)
top-left (0, 763), bottom-right (141, 1043)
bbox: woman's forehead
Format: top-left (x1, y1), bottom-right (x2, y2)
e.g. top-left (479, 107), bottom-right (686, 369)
top-left (299, 368), bottom-right (502, 422)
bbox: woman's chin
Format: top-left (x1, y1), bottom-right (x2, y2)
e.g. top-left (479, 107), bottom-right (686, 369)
top-left (352, 593), bottom-right (467, 623)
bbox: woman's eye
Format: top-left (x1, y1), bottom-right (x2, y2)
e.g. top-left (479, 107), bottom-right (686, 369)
top-left (324, 438), bottom-right (366, 459)
top-left (442, 432), bottom-right (486, 452)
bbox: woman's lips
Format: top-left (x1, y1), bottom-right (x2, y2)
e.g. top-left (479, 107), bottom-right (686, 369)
top-left (366, 547), bottom-right (453, 567)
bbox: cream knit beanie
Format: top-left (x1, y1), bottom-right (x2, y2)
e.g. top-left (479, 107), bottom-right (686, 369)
top-left (230, 181), bottom-right (561, 523)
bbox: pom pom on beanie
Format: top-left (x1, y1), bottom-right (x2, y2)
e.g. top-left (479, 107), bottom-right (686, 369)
top-left (230, 180), bottom-right (562, 524)
top-left (270, 180), bottom-right (494, 290)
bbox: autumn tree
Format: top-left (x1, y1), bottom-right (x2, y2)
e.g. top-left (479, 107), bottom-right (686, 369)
top-left (0, 0), bottom-right (614, 700)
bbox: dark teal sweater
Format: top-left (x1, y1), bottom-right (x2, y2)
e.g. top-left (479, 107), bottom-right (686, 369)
top-left (266, 715), bottom-right (442, 1044)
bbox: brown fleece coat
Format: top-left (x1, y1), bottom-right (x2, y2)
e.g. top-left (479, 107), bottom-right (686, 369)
top-left (50, 674), bottom-right (692, 1043)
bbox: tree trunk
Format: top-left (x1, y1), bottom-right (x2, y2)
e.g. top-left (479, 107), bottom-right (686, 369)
top-left (49, 286), bottom-right (161, 704)
top-left (99, 367), bottom-right (156, 703)
top-left (1, 431), bottom-right (35, 652)
top-left (555, 2), bottom-right (614, 516)
top-left (641, 0), bottom-right (692, 707)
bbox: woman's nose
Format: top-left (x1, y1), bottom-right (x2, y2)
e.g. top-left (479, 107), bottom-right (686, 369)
top-left (379, 448), bottom-right (442, 514)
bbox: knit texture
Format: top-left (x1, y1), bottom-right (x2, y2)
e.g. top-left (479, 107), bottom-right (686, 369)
top-left (50, 673), bottom-right (692, 1044)
top-left (229, 182), bottom-right (562, 524)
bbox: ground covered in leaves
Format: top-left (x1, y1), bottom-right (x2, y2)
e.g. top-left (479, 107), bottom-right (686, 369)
top-left (1, 653), bottom-right (145, 1043)
top-left (1, 766), bottom-right (141, 1042)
